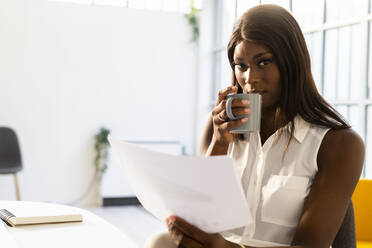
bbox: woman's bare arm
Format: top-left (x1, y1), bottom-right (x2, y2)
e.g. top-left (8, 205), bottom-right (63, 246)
top-left (288, 128), bottom-right (365, 248)
top-left (238, 129), bottom-right (365, 248)
top-left (199, 114), bottom-right (232, 156)
top-left (199, 115), bottom-right (214, 156)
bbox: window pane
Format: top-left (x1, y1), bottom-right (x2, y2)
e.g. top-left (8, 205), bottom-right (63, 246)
top-left (213, 51), bottom-right (222, 100)
top-left (94, 0), bottom-right (125, 6)
top-left (327, 0), bottom-right (366, 23)
top-left (341, 0), bottom-right (367, 19)
top-left (179, 0), bottom-right (191, 13)
top-left (349, 106), bottom-right (365, 139)
top-left (260, 0), bottom-right (290, 10)
top-left (221, 1), bottom-right (237, 48)
top-left (368, 22), bottom-right (372, 98)
top-left (292, 0), bottom-right (324, 29)
top-left (310, 32), bottom-right (323, 93)
top-left (162, 0), bottom-right (178, 12)
top-left (128, 0), bottom-right (145, 9)
top-left (324, 29), bottom-right (338, 100)
top-left (326, 0), bottom-right (340, 23)
top-left (350, 24), bottom-right (365, 99)
top-left (194, 0), bottom-right (203, 9)
top-left (145, 0), bottom-right (163, 11)
top-left (213, 49), bottom-right (234, 101)
top-left (305, 32), bottom-right (323, 93)
top-left (219, 49), bottom-right (233, 91)
top-left (58, 0), bottom-right (92, 3)
top-left (337, 26), bottom-right (351, 100)
top-left (237, 0), bottom-right (259, 17)
top-left (336, 105), bottom-right (349, 120)
top-left (339, 0), bottom-right (363, 20)
top-left (366, 106), bottom-right (372, 178)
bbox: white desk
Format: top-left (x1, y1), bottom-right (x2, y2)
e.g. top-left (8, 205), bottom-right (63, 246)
top-left (0, 201), bottom-right (138, 248)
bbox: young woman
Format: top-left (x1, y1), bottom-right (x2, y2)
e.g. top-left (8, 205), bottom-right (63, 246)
top-left (145, 4), bottom-right (365, 248)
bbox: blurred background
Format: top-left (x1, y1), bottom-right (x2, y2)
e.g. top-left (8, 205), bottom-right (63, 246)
top-left (0, 0), bottom-right (371, 213)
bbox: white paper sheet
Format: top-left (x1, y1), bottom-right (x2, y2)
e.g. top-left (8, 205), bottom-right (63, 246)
top-left (108, 136), bottom-right (252, 233)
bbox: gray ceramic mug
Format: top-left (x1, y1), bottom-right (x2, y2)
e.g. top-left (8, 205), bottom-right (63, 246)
top-left (226, 93), bottom-right (262, 133)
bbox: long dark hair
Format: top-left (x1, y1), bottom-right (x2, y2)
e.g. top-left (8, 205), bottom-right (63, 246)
top-left (227, 4), bottom-right (350, 138)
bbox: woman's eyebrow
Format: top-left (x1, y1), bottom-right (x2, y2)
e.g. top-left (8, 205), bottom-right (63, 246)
top-left (234, 51), bottom-right (272, 61)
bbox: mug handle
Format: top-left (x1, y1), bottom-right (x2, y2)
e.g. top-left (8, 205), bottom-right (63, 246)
top-left (226, 97), bottom-right (238, 120)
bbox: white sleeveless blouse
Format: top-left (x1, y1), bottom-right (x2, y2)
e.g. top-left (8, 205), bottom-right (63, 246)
top-left (221, 115), bottom-right (330, 247)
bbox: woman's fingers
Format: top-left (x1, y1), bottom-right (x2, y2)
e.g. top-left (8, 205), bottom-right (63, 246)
top-left (223, 117), bottom-right (248, 131)
top-left (168, 223), bottom-right (183, 246)
top-left (178, 235), bottom-right (204, 248)
top-left (211, 90), bottom-right (250, 142)
top-left (216, 85), bottom-right (238, 105)
top-left (214, 118), bottom-right (248, 133)
top-left (212, 99), bottom-right (249, 117)
top-left (213, 111), bottom-right (227, 124)
top-left (229, 107), bottom-right (251, 119)
top-left (232, 99), bottom-right (250, 108)
top-left (214, 108), bottom-right (250, 125)
top-left (170, 216), bottom-right (210, 244)
top-left (167, 218), bottom-right (204, 248)
top-left (213, 104), bottom-right (250, 125)
top-left (212, 100), bottom-right (226, 117)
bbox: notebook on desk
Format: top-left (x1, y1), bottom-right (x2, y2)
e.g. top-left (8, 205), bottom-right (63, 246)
top-left (0, 208), bottom-right (83, 227)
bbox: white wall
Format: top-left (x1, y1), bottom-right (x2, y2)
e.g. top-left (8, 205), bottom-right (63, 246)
top-left (195, 0), bottom-right (217, 154)
top-left (0, 0), bottom-right (197, 205)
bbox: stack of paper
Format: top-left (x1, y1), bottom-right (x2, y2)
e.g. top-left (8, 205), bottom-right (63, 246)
top-left (109, 136), bottom-right (252, 233)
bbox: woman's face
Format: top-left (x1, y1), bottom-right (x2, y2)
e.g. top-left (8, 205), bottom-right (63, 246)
top-left (233, 40), bottom-right (281, 111)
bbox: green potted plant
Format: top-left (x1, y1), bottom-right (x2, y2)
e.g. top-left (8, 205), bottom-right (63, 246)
top-left (185, 0), bottom-right (200, 43)
top-left (93, 127), bottom-right (110, 206)
top-left (94, 127), bottom-right (110, 181)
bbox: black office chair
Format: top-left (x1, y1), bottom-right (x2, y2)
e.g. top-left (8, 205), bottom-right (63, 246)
top-left (0, 127), bottom-right (22, 200)
top-left (332, 201), bottom-right (356, 248)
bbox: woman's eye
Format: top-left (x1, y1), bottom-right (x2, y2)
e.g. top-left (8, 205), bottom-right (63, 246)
top-left (258, 59), bottom-right (272, 67)
top-left (234, 63), bottom-right (248, 70)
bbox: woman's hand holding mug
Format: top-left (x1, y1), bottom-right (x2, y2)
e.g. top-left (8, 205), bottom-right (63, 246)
top-left (211, 85), bottom-right (250, 145)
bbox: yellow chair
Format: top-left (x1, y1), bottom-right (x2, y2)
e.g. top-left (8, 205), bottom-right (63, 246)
top-left (352, 179), bottom-right (372, 248)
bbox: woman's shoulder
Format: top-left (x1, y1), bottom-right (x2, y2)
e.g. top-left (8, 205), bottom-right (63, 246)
top-left (322, 128), bottom-right (364, 149)
top-left (317, 128), bottom-right (365, 172)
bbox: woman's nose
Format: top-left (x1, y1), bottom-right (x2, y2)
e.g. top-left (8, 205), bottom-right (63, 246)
top-left (242, 68), bottom-right (259, 91)
top-left (242, 69), bottom-right (249, 83)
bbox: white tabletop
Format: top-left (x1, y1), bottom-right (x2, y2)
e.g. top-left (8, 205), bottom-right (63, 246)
top-left (0, 201), bottom-right (138, 248)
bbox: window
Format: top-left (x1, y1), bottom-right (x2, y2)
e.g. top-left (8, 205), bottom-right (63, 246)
top-left (49, 0), bottom-right (202, 13)
top-left (212, 0), bottom-right (371, 177)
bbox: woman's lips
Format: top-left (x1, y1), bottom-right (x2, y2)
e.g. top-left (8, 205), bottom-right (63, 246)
top-left (243, 88), bottom-right (267, 94)
top-left (251, 91), bottom-right (267, 94)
